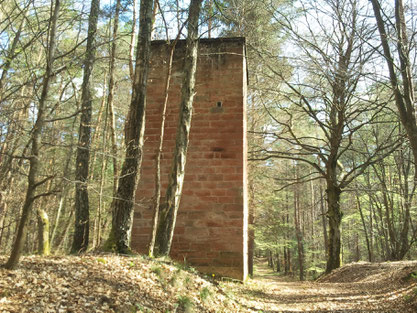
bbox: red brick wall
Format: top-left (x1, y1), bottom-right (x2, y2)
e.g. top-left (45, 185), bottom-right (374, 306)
top-left (131, 38), bottom-right (248, 280)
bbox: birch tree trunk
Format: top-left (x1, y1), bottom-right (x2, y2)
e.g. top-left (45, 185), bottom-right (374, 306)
top-left (72, 0), bottom-right (101, 254)
top-left (105, 0), bottom-right (154, 254)
top-left (154, 0), bottom-right (202, 257)
top-left (4, 0), bottom-right (60, 269)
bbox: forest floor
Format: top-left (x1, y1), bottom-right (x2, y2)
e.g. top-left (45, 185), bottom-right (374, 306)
top-left (225, 258), bottom-right (417, 312)
top-left (1, 255), bottom-right (417, 312)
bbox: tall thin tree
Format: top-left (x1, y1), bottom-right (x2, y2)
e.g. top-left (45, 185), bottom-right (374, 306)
top-left (154, 0), bottom-right (203, 257)
top-left (4, 0), bottom-right (60, 269)
top-left (370, 0), bottom-right (417, 179)
top-left (105, 0), bottom-right (154, 254)
top-left (71, 0), bottom-right (101, 253)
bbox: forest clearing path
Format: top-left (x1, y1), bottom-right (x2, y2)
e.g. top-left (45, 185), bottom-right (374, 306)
top-left (224, 259), bottom-right (417, 312)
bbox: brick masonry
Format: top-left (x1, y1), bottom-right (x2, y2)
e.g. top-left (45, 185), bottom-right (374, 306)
top-left (131, 37), bottom-right (249, 280)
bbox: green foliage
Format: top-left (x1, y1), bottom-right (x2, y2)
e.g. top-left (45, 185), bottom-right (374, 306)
top-left (176, 295), bottom-right (194, 312)
top-left (174, 260), bottom-right (198, 274)
top-left (132, 303), bottom-right (153, 313)
top-left (96, 257), bottom-right (107, 264)
top-left (151, 265), bottom-right (162, 278)
top-left (199, 287), bottom-right (211, 301)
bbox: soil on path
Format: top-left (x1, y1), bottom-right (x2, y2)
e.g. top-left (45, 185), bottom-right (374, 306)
top-left (224, 259), bottom-right (417, 313)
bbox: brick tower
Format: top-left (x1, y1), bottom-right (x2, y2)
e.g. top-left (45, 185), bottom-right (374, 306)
top-left (131, 37), bottom-right (249, 280)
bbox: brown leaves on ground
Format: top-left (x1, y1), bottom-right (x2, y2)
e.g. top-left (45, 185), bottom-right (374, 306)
top-left (2, 256), bottom-right (417, 313)
top-left (0, 255), bottom-right (243, 313)
top-left (224, 259), bottom-right (417, 312)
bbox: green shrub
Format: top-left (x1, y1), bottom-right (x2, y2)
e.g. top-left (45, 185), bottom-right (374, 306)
top-left (176, 295), bottom-right (194, 312)
top-left (151, 265), bottom-right (162, 277)
top-left (199, 287), bottom-right (211, 301)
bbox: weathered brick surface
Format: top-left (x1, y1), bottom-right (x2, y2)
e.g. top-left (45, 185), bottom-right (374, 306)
top-left (132, 38), bottom-right (249, 280)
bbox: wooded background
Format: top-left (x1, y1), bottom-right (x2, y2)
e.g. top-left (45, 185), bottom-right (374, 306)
top-left (0, 0), bottom-right (416, 279)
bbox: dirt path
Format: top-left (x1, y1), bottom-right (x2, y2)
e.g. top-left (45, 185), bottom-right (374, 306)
top-left (224, 261), bottom-right (417, 313)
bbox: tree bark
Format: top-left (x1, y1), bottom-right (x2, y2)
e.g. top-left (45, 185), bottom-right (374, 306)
top-left (72, 0), bottom-right (101, 254)
top-left (320, 185), bottom-right (329, 259)
top-left (0, 3), bottom-right (28, 96)
top-left (107, 0), bottom-right (121, 195)
top-left (129, 0), bottom-right (137, 82)
top-left (325, 183), bottom-right (342, 273)
top-left (294, 166), bottom-right (304, 280)
top-left (356, 194), bottom-right (372, 262)
top-left (37, 208), bottom-right (50, 256)
top-left (37, 167), bottom-right (53, 256)
top-left (56, 210), bottom-right (74, 253)
top-left (154, 0), bottom-right (202, 257)
top-left (105, 0), bottom-right (154, 254)
top-left (4, 0), bottom-right (60, 269)
top-left (370, 0), bottom-right (417, 179)
top-left (148, 41), bottom-right (176, 257)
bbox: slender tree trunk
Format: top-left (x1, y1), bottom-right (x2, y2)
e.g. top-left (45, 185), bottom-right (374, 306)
top-left (94, 152), bottom-right (108, 248)
top-left (294, 166), bottom-right (304, 281)
top-left (0, 88), bottom-right (31, 246)
top-left (370, 0), bottom-right (417, 179)
top-left (355, 233), bottom-right (360, 262)
top-left (150, 0), bottom-right (158, 39)
top-left (398, 146), bottom-right (412, 259)
top-left (56, 210), bottom-right (74, 253)
top-left (37, 171), bottom-right (53, 256)
top-left (207, 0), bottom-right (213, 38)
top-left (4, 0), bottom-right (60, 269)
top-left (148, 42), bottom-right (176, 257)
top-left (129, 0), bottom-right (137, 82)
top-left (107, 0), bottom-right (121, 195)
top-left (72, 0), bottom-right (101, 254)
top-left (282, 215), bottom-right (288, 274)
top-left (50, 192), bottom-right (66, 248)
top-left (374, 199), bottom-right (391, 259)
top-left (50, 120), bottom-right (76, 248)
top-left (283, 245), bottom-right (288, 274)
top-left (310, 176), bottom-right (315, 240)
top-left (89, 83), bottom-right (107, 182)
top-left (369, 194), bottom-right (374, 261)
top-left (275, 251), bottom-right (281, 272)
top-left (105, 0), bottom-right (154, 254)
top-left (286, 213), bottom-right (292, 274)
top-left (0, 4), bottom-right (28, 96)
top-left (356, 194), bottom-right (372, 262)
top-left (268, 250), bottom-right (274, 269)
top-left (37, 208), bottom-right (50, 255)
top-left (148, 16), bottom-right (188, 257)
top-left (320, 185), bottom-right (328, 257)
top-left (154, 0), bottom-right (203, 257)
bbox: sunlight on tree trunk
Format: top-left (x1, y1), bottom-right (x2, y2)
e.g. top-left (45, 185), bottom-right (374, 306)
top-left (72, 0), bottom-right (101, 254)
top-left (154, 0), bottom-right (203, 257)
top-left (4, 0), bottom-right (60, 269)
top-left (104, 0), bottom-right (154, 254)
